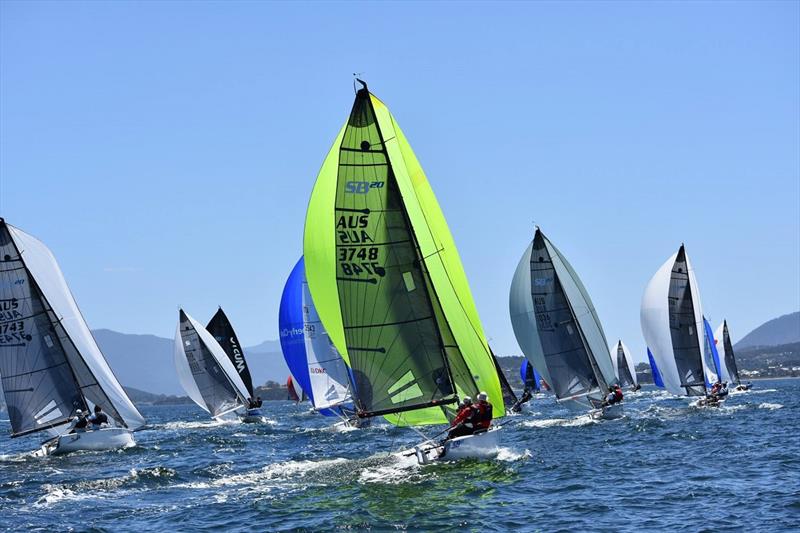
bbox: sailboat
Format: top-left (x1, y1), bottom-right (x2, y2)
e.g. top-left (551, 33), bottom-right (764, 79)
top-left (206, 308), bottom-right (263, 422)
top-left (303, 80), bottom-right (505, 463)
top-left (640, 245), bottom-right (719, 405)
top-left (174, 309), bottom-right (252, 420)
top-left (0, 219), bottom-right (145, 455)
top-left (278, 257), bottom-right (360, 426)
top-left (286, 375), bottom-right (303, 402)
top-left (611, 340), bottom-right (640, 391)
top-left (520, 360), bottom-right (542, 394)
top-left (647, 348), bottom-right (665, 388)
top-left (714, 320), bottom-right (751, 391)
top-left (509, 228), bottom-right (621, 419)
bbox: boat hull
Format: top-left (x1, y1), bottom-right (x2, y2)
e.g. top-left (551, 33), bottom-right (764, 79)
top-left (240, 409), bottom-right (266, 424)
top-left (590, 403), bottom-right (624, 420)
top-left (43, 428), bottom-right (135, 456)
top-left (414, 427), bottom-right (502, 464)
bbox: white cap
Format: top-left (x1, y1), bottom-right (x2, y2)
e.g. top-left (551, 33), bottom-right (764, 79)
top-left (477, 392), bottom-right (488, 401)
top-left (462, 396), bottom-right (472, 405)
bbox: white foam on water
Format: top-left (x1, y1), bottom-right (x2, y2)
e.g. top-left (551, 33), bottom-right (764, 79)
top-left (160, 419), bottom-right (239, 431)
top-left (178, 457), bottom-right (351, 491)
top-left (750, 388), bottom-right (778, 394)
top-left (758, 402), bottom-right (783, 410)
top-left (496, 447), bottom-right (531, 462)
top-left (358, 453), bottom-right (420, 484)
top-left (522, 414), bottom-right (597, 428)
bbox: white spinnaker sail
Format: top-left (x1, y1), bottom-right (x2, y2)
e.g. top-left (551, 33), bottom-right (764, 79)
top-left (509, 240), bottom-right (552, 390)
top-left (8, 225), bottom-right (145, 430)
top-left (713, 322), bottom-right (733, 383)
top-left (640, 247), bottom-right (706, 396)
top-left (301, 278), bottom-right (351, 411)
top-left (612, 340), bottom-right (638, 387)
top-left (175, 311), bottom-right (252, 414)
top-left (174, 321), bottom-right (210, 414)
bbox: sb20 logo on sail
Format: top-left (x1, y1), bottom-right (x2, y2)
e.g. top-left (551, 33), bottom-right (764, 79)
top-left (345, 181), bottom-right (385, 194)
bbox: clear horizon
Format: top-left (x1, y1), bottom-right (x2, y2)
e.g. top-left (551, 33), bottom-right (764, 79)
top-left (1, 1), bottom-right (798, 363)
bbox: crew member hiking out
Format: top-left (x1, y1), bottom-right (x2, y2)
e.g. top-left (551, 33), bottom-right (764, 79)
top-left (448, 397), bottom-right (476, 439)
top-left (87, 405), bottom-right (109, 429)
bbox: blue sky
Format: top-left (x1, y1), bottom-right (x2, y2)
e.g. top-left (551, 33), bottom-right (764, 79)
top-left (1, 1), bottom-right (798, 363)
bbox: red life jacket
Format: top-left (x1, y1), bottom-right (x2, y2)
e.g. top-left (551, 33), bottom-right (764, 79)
top-left (472, 401), bottom-right (493, 429)
top-left (613, 388), bottom-right (623, 402)
top-left (452, 405), bottom-right (475, 427)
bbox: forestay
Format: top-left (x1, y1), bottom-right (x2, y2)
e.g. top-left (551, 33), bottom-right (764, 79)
top-left (174, 310), bottom-right (250, 418)
top-left (304, 82), bottom-right (503, 426)
top-left (0, 220), bottom-right (144, 437)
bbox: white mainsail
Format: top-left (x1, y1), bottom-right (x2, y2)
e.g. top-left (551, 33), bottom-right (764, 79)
top-left (0, 220), bottom-right (145, 437)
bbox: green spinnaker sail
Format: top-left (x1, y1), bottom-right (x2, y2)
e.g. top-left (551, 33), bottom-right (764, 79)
top-left (303, 83), bottom-right (503, 426)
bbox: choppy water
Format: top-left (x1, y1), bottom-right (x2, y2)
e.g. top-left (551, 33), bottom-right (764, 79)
top-left (1, 378), bottom-right (798, 531)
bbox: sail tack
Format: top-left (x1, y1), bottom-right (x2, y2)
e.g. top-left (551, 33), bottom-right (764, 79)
top-left (304, 83), bottom-right (502, 425)
top-left (0, 220), bottom-right (144, 437)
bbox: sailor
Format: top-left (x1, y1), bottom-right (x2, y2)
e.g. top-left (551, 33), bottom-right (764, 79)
top-left (256, 396), bottom-right (263, 408)
top-left (473, 392), bottom-right (493, 431)
top-left (87, 405), bottom-right (109, 429)
top-left (69, 409), bottom-right (89, 433)
top-left (709, 381), bottom-right (722, 398)
top-left (511, 387), bottom-right (533, 413)
top-left (448, 397), bottom-right (476, 439)
top-left (603, 385), bottom-right (623, 406)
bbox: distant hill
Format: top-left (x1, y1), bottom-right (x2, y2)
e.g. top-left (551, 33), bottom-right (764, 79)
top-left (93, 329), bottom-right (289, 395)
top-left (735, 312), bottom-right (800, 349)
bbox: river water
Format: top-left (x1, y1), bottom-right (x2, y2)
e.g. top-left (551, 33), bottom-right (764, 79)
top-left (1, 379), bottom-right (797, 531)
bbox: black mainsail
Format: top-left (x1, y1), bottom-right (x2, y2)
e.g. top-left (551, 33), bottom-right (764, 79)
top-left (206, 307), bottom-right (255, 398)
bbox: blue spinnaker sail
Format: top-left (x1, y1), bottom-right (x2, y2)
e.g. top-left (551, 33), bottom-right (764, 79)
top-left (279, 258), bottom-right (312, 401)
top-left (520, 360), bottom-right (541, 392)
top-left (703, 317), bottom-right (722, 387)
top-left (647, 348), bottom-right (664, 388)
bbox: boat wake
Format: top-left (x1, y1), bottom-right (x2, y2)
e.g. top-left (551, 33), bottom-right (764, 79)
top-left (758, 402), bottom-right (783, 410)
top-left (522, 415), bottom-right (597, 428)
top-left (35, 467), bottom-right (178, 507)
top-left (159, 419), bottom-right (240, 431)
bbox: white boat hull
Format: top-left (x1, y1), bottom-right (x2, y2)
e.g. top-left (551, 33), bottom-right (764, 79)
top-left (591, 403), bottom-right (625, 420)
top-left (414, 427), bottom-right (501, 464)
top-left (240, 410), bottom-right (266, 424)
top-left (42, 427), bottom-right (135, 456)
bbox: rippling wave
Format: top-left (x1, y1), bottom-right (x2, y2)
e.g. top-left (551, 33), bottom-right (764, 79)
top-left (0, 378), bottom-right (797, 530)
